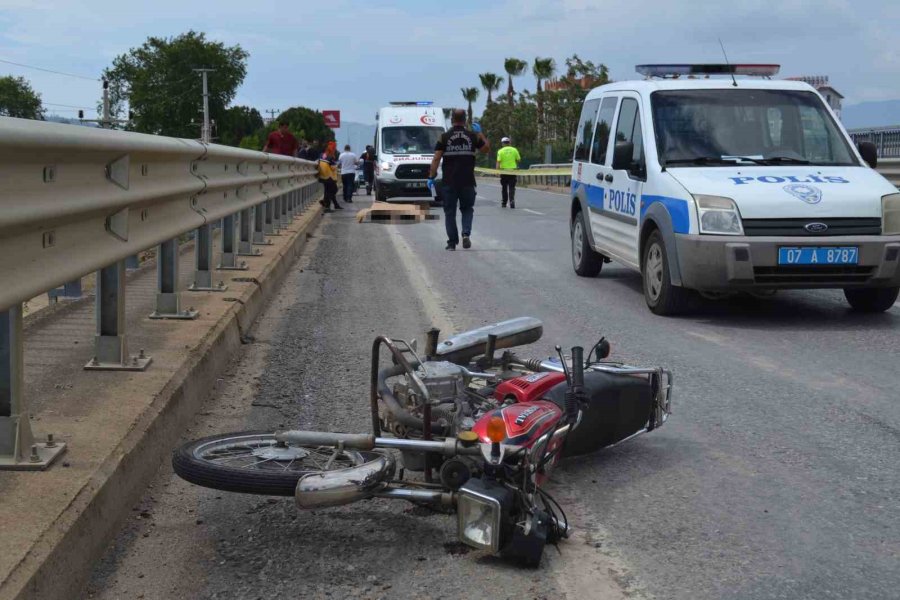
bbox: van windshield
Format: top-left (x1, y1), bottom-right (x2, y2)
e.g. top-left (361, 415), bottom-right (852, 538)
top-left (381, 126), bottom-right (444, 155)
top-left (650, 89), bottom-right (858, 167)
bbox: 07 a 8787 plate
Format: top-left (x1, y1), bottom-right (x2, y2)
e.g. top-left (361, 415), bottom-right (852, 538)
top-left (777, 246), bottom-right (859, 266)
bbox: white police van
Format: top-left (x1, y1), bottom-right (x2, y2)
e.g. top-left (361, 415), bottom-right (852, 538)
top-left (570, 64), bottom-right (900, 315)
top-left (374, 102), bottom-right (446, 204)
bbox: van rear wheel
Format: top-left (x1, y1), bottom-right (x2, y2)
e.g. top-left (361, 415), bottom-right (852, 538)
top-left (642, 231), bottom-right (691, 316)
top-left (843, 286), bottom-right (899, 313)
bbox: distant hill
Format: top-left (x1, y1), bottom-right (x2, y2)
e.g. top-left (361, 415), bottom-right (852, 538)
top-left (332, 121), bottom-right (376, 153)
top-left (842, 100), bottom-right (900, 130)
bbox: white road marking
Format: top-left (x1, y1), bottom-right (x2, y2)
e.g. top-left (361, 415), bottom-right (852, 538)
top-left (523, 208), bottom-right (544, 215)
top-left (479, 181), bottom-right (569, 197)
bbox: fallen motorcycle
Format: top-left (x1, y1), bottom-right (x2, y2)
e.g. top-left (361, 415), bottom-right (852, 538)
top-left (173, 317), bottom-right (672, 566)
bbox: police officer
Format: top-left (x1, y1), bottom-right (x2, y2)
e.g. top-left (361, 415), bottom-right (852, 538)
top-left (496, 136), bottom-right (521, 208)
top-left (428, 109), bottom-right (490, 250)
top-left (361, 145), bottom-right (377, 195)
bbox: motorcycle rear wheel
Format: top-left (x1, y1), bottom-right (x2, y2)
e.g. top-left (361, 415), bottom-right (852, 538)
top-left (173, 431), bottom-right (381, 496)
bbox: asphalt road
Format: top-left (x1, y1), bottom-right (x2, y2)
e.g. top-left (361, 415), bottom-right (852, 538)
top-left (88, 183), bottom-right (900, 600)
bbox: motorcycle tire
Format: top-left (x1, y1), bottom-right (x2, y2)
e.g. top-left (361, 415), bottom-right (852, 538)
top-left (173, 430), bottom-right (382, 496)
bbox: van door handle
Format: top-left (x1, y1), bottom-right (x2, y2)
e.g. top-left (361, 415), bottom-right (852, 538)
top-left (604, 173), bottom-right (614, 183)
top-left (595, 172), bottom-right (604, 181)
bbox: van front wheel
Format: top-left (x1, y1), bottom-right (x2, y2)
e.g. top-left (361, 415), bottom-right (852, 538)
top-left (843, 286), bottom-right (899, 313)
top-left (571, 211), bottom-right (602, 277)
top-left (642, 231), bottom-right (691, 316)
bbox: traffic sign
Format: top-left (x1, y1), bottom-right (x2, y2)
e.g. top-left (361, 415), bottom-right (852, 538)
top-left (323, 110), bottom-right (340, 129)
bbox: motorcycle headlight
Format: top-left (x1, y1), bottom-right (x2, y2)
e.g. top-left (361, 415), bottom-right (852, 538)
top-left (883, 193), bottom-right (900, 235)
top-left (694, 195), bottom-right (744, 236)
top-left (457, 479), bottom-right (510, 553)
top-left (380, 161), bottom-right (394, 172)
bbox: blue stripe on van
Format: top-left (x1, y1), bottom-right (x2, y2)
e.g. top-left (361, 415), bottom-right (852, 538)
top-left (640, 195), bottom-right (690, 234)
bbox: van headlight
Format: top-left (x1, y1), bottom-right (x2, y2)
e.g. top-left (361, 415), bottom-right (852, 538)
top-left (457, 479), bottom-right (511, 553)
top-left (883, 193), bottom-right (900, 235)
top-left (380, 161), bottom-right (394, 172)
top-left (694, 195), bottom-right (744, 236)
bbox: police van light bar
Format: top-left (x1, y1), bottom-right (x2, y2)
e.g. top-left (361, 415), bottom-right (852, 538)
top-left (389, 101), bottom-right (434, 106)
top-left (636, 64), bottom-right (781, 78)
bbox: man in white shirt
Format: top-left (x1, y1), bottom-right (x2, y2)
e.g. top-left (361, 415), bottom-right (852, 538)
top-left (337, 145), bottom-right (360, 204)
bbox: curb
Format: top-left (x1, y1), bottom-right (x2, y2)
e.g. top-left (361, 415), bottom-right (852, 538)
top-left (3, 206), bottom-right (323, 600)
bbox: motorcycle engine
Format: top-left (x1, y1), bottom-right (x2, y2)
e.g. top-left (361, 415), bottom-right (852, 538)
top-left (389, 361), bottom-right (476, 438)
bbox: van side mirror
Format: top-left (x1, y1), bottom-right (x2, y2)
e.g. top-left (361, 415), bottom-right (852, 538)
top-left (612, 141), bottom-right (634, 171)
top-left (858, 141), bottom-right (878, 169)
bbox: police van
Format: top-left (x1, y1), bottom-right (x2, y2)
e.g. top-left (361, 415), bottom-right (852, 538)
top-left (570, 64), bottom-right (900, 315)
top-left (374, 102), bottom-right (446, 204)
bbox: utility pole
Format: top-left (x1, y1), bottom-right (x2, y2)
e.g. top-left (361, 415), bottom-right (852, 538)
top-left (194, 68), bottom-right (215, 143)
top-left (265, 108), bottom-right (279, 123)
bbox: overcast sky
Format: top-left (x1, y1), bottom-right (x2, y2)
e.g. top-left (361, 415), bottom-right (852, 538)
top-left (1, 0), bottom-right (898, 124)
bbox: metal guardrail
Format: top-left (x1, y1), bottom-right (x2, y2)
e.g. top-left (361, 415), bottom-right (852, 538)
top-left (849, 127), bottom-right (900, 158)
top-left (476, 167), bottom-right (572, 187)
top-left (0, 116), bottom-right (324, 470)
top-left (876, 157), bottom-right (900, 188)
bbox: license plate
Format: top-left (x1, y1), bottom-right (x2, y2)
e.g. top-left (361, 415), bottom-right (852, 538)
top-left (777, 246), bottom-right (859, 265)
top-left (404, 182), bottom-right (424, 189)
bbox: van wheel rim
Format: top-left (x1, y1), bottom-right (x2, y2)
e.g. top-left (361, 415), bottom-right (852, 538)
top-left (646, 244), bottom-right (664, 301)
top-left (573, 220), bottom-right (584, 266)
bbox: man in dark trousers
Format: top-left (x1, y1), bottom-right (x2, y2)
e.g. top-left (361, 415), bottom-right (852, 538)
top-left (360, 145), bottom-right (377, 195)
top-left (263, 120), bottom-right (298, 156)
top-left (428, 109), bottom-right (490, 250)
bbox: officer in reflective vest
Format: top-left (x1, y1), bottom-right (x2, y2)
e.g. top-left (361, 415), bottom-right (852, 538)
top-left (496, 136), bottom-right (521, 208)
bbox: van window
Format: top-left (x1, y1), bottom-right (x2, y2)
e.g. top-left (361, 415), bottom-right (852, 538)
top-left (590, 97), bottom-right (618, 165)
top-left (613, 98), bottom-right (645, 175)
top-left (573, 99), bottom-right (601, 162)
top-left (381, 126), bottom-right (444, 155)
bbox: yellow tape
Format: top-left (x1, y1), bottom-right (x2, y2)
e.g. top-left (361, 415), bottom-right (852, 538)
top-left (475, 167), bottom-right (571, 176)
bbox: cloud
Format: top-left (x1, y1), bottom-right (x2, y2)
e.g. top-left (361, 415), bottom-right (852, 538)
top-left (1, 0), bottom-right (898, 123)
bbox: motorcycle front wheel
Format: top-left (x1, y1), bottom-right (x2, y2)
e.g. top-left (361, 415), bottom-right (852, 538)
top-left (173, 431), bottom-right (383, 496)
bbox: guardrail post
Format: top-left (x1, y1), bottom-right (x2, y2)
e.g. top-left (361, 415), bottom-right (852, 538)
top-left (253, 201), bottom-right (273, 245)
top-left (286, 190), bottom-right (295, 219)
top-left (0, 304), bottom-right (67, 470)
top-left (85, 261), bottom-right (152, 371)
top-left (280, 193), bottom-right (290, 226)
top-left (48, 278), bottom-right (83, 303)
top-left (237, 207), bottom-right (260, 256)
top-left (125, 254), bottom-right (140, 270)
top-left (264, 199), bottom-right (280, 235)
top-left (218, 213), bottom-right (248, 271)
top-left (189, 224), bottom-right (227, 291)
top-left (149, 239), bottom-right (198, 320)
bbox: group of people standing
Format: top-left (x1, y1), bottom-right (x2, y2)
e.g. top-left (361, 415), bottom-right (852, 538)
top-left (263, 119), bottom-right (376, 214)
top-left (264, 114), bottom-right (524, 250)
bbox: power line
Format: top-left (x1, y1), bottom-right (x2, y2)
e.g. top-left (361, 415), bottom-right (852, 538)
top-left (43, 102), bottom-right (96, 110)
top-left (0, 57), bottom-right (98, 81)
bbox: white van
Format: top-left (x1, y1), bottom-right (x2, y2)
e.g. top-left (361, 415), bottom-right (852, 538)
top-left (569, 64), bottom-right (900, 315)
top-left (374, 102), bottom-right (446, 204)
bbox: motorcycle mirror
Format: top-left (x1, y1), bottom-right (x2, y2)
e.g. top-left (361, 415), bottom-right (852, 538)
top-left (597, 339), bottom-right (611, 360)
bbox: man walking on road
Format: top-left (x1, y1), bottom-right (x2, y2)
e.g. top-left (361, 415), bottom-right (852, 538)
top-left (338, 145), bottom-right (360, 203)
top-left (263, 120), bottom-right (299, 156)
top-left (496, 136), bottom-right (521, 208)
top-left (428, 109), bottom-right (490, 250)
top-left (318, 142), bottom-right (341, 212)
top-left (360, 145), bottom-right (377, 195)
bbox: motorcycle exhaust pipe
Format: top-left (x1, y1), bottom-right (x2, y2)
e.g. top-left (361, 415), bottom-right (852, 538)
top-left (373, 487), bottom-right (454, 507)
top-left (295, 451), bottom-right (396, 509)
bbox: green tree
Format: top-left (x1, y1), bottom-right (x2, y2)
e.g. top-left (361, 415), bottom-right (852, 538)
top-left (478, 72), bottom-right (504, 105)
top-left (461, 87), bottom-right (479, 127)
top-left (532, 57), bottom-right (556, 141)
top-left (217, 105), bottom-right (263, 147)
top-left (103, 30), bottom-right (248, 137)
top-left (0, 76), bottom-right (44, 120)
top-left (503, 58), bottom-right (528, 107)
top-left (242, 106), bottom-right (335, 151)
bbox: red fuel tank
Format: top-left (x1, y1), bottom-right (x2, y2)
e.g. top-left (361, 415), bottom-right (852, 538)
top-left (472, 401), bottom-right (563, 447)
top-left (494, 371), bottom-right (568, 404)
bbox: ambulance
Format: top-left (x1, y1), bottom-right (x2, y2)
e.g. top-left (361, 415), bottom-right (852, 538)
top-left (374, 102), bottom-right (446, 204)
top-left (569, 64), bottom-right (900, 315)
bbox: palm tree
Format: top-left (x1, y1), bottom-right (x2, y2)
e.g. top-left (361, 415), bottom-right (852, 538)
top-left (532, 57), bottom-right (556, 140)
top-left (503, 58), bottom-right (528, 106)
top-left (478, 72), bottom-right (504, 105)
top-left (461, 87), bottom-right (479, 127)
